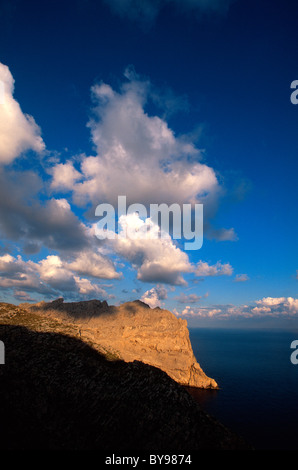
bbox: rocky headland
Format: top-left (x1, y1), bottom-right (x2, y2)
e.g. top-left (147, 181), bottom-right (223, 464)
top-left (22, 297), bottom-right (218, 389)
top-left (0, 300), bottom-right (251, 450)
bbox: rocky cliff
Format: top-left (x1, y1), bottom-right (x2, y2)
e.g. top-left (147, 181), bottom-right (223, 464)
top-left (23, 298), bottom-right (218, 389)
top-left (0, 302), bottom-right (250, 450)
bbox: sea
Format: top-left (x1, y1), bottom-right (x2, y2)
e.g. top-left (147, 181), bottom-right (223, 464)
top-left (188, 328), bottom-right (298, 450)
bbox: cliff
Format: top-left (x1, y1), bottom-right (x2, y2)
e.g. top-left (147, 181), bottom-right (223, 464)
top-left (23, 298), bottom-right (218, 389)
top-left (0, 302), bottom-right (250, 450)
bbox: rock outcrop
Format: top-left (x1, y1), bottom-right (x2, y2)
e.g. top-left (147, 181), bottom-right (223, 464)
top-left (23, 298), bottom-right (218, 389)
top-left (0, 304), bottom-right (251, 450)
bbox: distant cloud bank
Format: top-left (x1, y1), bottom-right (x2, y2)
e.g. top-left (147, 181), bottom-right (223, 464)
top-left (174, 296), bottom-right (298, 321)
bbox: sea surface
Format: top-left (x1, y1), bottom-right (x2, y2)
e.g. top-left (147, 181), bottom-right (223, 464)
top-left (188, 328), bottom-right (298, 450)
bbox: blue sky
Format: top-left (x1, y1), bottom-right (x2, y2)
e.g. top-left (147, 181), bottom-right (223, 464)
top-left (0, 0), bottom-right (298, 327)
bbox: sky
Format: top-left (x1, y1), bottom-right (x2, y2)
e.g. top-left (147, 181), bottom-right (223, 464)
top-left (0, 0), bottom-right (298, 328)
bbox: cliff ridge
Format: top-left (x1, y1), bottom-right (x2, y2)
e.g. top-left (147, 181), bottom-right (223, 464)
top-left (22, 298), bottom-right (218, 389)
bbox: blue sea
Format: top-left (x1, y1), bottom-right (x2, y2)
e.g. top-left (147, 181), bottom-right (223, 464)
top-left (188, 328), bottom-right (298, 450)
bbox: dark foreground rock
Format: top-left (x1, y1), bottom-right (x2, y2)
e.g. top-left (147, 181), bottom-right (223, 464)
top-left (0, 321), bottom-right (251, 450)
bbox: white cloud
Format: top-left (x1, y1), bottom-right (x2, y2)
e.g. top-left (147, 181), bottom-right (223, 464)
top-left (73, 276), bottom-right (108, 297)
top-left (101, 212), bottom-right (193, 285)
top-left (177, 305), bottom-right (222, 318)
top-left (94, 211), bottom-right (235, 285)
top-left (0, 63), bottom-right (45, 164)
top-left (140, 284), bottom-right (168, 308)
top-left (255, 297), bottom-right (298, 315)
top-left (0, 65), bottom-right (238, 297)
top-left (251, 306), bottom-right (271, 314)
top-left (47, 70), bottom-right (236, 242)
top-left (58, 74), bottom-right (220, 214)
top-left (255, 297), bottom-right (286, 307)
top-left (37, 252), bottom-right (120, 288)
top-left (174, 296), bottom-right (298, 320)
top-left (0, 253), bottom-right (53, 295)
top-left (50, 161), bottom-right (82, 191)
top-left (0, 252), bottom-right (115, 301)
top-left (195, 260), bottom-right (233, 277)
top-left (37, 255), bottom-right (77, 291)
top-left (66, 251), bottom-right (121, 280)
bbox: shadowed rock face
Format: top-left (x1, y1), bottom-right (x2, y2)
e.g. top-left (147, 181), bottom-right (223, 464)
top-left (24, 298), bottom-right (218, 389)
top-left (0, 315), bottom-right (251, 450)
top-left (25, 297), bottom-right (109, 318)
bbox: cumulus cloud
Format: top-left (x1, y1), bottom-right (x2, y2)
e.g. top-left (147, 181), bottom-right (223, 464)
top-left (140, 284), bottom-right (168, 308)
top-left (174, 296), bottom-right (298, 321)
top-left (0, 254), bottom-right (54, 295)
top-left (49, 161), bottom-right (82, 191)
top-left (73, 276), bottom-right (108, 297)
top-left (49, 70), bottom-right (235, 241)
top-left (254, 297), bottom-right (298, 314)
top-left (0, 253), bottom-right (115, 302)
top-left (98, 212), bottom-right (193, 285)
top-left (94, 211), bottom-right (235, 285)
top-left (174, 305), bottom-right (221, 318)
top-left (66, 251), bottom-right (121, 280)
top-left (0, 62), bottom-right (45, 164)
top-left (0, 65), bottom-right (237, 297)
top-left (37, 255), bottom-right (77, 291)
top-left (0, 164), bottom-right (120, 298)
top-left (195, 260), bottom-right (233, 277)
top-left (31, 198), bottom-right (91, 252)
top-left (58, 73), bottom-right (220, 213)
top-left (0, 168), bottom-right (93, 253)
top-left (39, 252), bottom-right (118, 296)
